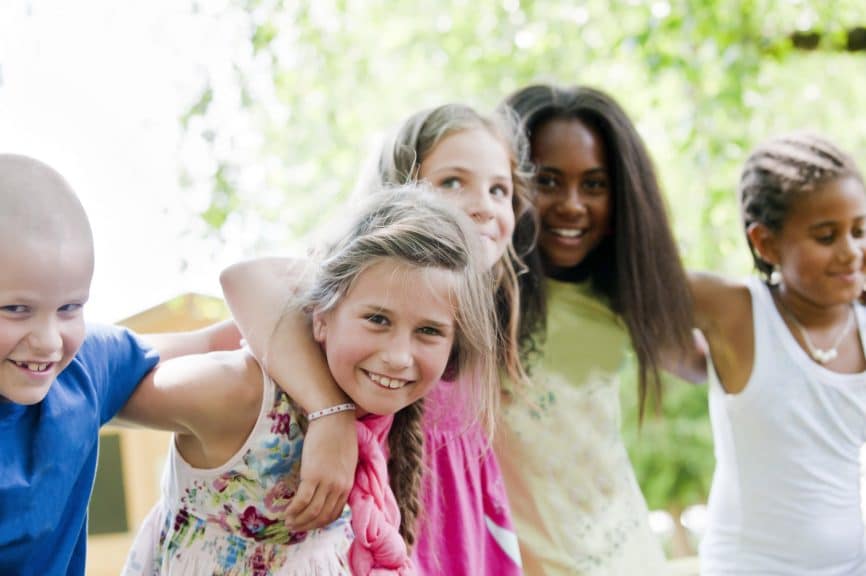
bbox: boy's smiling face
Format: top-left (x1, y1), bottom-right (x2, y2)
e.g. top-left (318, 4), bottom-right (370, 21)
top-left (0, 155), bottom-right (94, 405)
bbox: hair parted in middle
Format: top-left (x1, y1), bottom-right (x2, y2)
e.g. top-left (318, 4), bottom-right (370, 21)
top-left (739, 132), bottom-right (864, 283)
top-left (375, 102), bottom-right (539, 390)
top-left (502, 84), bottom-right (694, 420)
top-left (302, 184), bottom-right (498, 547)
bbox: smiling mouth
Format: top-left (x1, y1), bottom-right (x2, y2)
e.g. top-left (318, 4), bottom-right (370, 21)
top-left (548, 227), bottom-right (585, 239)
top-left (365, 370), bottom-right (410, 390)
top-left (10, 360), bottom-right (54, 373)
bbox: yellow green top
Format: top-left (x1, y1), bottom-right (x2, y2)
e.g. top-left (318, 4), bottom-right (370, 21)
top-left (495, 279), bottom-right (665, 575)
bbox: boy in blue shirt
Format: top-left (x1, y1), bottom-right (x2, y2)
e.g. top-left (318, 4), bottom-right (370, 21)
top-left (0, 154), bottom-right (237, 575)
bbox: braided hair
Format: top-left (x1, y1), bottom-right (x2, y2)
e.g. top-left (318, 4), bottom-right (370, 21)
top-left (740, 133), bottom-right (863, 282)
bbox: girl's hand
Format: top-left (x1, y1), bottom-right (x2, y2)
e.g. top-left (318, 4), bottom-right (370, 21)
top-left (285, 411), bottom-right (358, 531)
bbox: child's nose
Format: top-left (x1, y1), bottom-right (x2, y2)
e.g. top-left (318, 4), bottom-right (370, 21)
top-left (27, 320), bottom-right (63, 356)
top-left (382, 333), bottom-right (413, 370)
top-left (839, 234), bottom-right (862, 263)
top-left (466, 188), bottom-right (494, 223)
top-left (556, 187), bottom-right (586, 217)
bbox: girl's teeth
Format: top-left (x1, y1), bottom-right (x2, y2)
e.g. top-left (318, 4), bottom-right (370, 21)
top-left (551, 228), bottom-right (583, 238)
top-left (368, 372), bottom-right (407, 389)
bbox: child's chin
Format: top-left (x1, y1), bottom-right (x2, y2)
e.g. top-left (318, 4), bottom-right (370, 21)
top-left (358, 399), bottom-right (409, 417)
top-left (0, 386), bottom-right (51, 406)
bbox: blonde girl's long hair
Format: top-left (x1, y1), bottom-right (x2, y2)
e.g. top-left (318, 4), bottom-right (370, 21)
top-left (302, 184), bottom-right (498, 547)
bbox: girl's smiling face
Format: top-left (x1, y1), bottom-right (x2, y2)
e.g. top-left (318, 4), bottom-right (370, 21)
top-left (760, 176), bottom-right (866, 310)
top-left (531, 118), bottom-right (613, 273)
top-left (312, 258), bottom-right (457, 417)
top-left (419, 127), bottom-right (515, 270)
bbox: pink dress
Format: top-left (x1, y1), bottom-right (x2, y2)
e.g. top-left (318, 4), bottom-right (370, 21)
top-left (412, 378), bottom-right (522, 575)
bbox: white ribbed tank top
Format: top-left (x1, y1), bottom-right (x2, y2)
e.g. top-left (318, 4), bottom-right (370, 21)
top-left (700, 277), bottom-right (866, 575)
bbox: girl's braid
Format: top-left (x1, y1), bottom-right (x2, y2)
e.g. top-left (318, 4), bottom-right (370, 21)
top-left (387, 398), bottom-right (425, 548)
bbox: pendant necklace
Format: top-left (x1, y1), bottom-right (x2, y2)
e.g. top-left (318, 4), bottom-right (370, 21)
top-left (777, 298), bottom-right (854, 364)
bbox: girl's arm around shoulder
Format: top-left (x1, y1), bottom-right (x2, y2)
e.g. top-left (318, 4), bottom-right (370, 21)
top-left (221, 257), bottom-right (358, 532)
top-left (661, 329), bottom-right (709, 385)
top-left (220, 257), bottom-right (351, 410)
top-left (688, 271), bottom-right (754, 394)
top-left (117, 350), bottom-right (263, 455)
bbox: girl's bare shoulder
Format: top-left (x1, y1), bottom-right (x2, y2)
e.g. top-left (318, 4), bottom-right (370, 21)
top-left (688, 271), bottom-right (751, 331)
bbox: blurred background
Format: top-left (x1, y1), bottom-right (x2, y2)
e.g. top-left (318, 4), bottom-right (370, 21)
top-left (2, 0), bottom-right (866, 573)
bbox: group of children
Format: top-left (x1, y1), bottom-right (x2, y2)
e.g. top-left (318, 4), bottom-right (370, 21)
top-left (1, 82), bottom-right (865, 576)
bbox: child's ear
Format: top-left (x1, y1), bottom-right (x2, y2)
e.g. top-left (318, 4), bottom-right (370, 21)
top-left (311, 310), bottom-right (328, 343)
top-left (747, 222), bottom-right (780, 266)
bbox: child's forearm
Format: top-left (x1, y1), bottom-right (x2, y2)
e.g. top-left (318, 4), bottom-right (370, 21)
top-left (268, 309), bottom-right (350, 410)
top-left (659, 329), bottom-right (709, 385)
top-left (140, 319), bottom-right (242, 363)
top-left (221, 257), bottom-right (347, 411)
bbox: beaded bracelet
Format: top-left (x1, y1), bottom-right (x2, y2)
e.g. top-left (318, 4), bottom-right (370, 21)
top-left (307, 402), bottom-right (357, 422)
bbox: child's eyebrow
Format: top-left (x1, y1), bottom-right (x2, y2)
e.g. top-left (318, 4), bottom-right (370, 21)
top-left (362, 304), bottom-right (453, 330)
top-left (424, 164), bottom-right (471, 175)
top-left (430, 165), bottom-right (510, 180)
top-left (420, 318), bottom-right (454, 331)
top-left (809, 219), bottom-right (866, 232)
top-left (537, 165), bottom-right (608, 176)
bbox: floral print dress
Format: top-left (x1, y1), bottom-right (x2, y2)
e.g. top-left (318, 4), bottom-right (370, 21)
top-left (122, 367), bottom-right (353, 576)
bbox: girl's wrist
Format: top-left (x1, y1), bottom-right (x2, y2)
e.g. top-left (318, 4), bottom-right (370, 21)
top-left (307, 402), bottom-right (356, 422)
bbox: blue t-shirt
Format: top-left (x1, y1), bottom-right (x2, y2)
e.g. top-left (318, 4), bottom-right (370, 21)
top-left (0, 324), bottom-right (158, 576)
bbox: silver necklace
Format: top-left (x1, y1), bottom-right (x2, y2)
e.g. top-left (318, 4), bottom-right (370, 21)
top-left (776, 298), bottom-right (854, 364)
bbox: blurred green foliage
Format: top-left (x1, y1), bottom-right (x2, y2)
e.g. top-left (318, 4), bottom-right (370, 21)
top-left (182, 0), bottom-right (866, 511)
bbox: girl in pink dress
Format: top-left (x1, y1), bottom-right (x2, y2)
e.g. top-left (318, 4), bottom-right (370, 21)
top-left (376, 103), bottom-right (534, 575)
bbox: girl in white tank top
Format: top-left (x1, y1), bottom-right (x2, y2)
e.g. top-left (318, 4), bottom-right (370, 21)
top-left (691, 133), bottom-right (866, 575)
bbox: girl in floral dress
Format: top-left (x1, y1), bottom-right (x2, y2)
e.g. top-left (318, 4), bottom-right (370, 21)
top-left (121, 187), bottom-right (499, 575)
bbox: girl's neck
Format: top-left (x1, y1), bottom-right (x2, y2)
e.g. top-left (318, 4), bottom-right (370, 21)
top-left (772, 284), bottom-right (854, 329)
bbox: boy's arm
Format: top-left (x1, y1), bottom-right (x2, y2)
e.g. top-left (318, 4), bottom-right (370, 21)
top-left (221, 258), bottom-right (357, 531)
top-left (142, 319), bottom-right (243, 362)
top-left (118, 350), bottom-right (257, 442)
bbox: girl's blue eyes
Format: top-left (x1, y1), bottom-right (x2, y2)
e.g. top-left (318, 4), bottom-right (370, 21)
top-left (490, 185), bottom-right (510, 198)
top-left (439, 178), bottom-right (462, 190)
top-left (366, 314), bottom-right (388, 325)
top-left (364, 314), bottom-right (443, 337)
top-left (437, 179), bottom-right (512, 198)
top-left (1, 305), bottom-right (28, 313)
